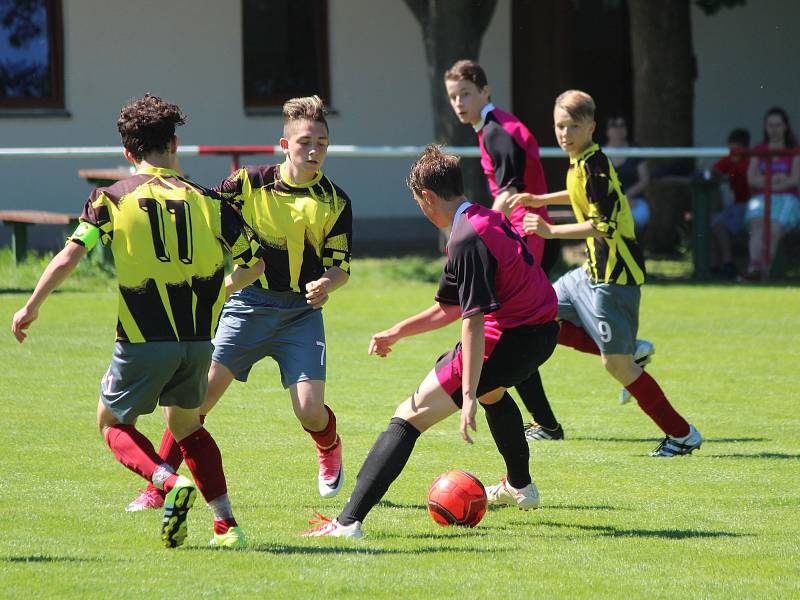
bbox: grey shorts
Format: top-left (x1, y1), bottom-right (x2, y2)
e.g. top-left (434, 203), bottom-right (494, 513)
top-left (212, 286), bottom-right (326, 388)
top-left (553, 267), bottom-right (640, 355)
top-left (100, 340), bottom-right (213, 424)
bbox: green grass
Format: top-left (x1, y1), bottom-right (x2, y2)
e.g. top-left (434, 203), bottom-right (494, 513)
top-left (0, 255), bottom-right (798, 599)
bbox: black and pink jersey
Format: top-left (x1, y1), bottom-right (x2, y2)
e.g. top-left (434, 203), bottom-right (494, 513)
top-left (476, 105), bottom-right (551, 265)
top-left (435, 203), bottom-right (557, 331)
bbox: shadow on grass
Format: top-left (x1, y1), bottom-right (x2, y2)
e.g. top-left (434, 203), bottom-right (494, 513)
top-left (377, 500), bottom-right (427, 511)
top-left (570, 436), bottom-right (769, 443)
top-left (709, 452), bottom-right (800, 460)
top-left (546, 504), bottom-right (620, 511)
top-left (245, 542), bottom-right (506, 555)
top-left (2, 554), bottom-right (102, 563)
top-left (536, 520), bottom-right (750, 539)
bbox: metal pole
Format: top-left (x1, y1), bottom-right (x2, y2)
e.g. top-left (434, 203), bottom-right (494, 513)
top-left (762, 157), bottom-right (772, 280)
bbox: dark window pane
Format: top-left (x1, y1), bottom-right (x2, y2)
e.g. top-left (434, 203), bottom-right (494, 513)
top-left (243, 0), bottom-right (329, 107)
top-left (0, 0), bottom-right (63, 108)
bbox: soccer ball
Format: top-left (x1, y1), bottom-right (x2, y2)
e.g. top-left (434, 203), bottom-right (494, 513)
top-left (427, 470), bottom-right (487, 527)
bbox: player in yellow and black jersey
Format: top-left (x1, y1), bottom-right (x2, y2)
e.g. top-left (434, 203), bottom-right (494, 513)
top-left (75, 166), bottom-right (263, 343)
top-left (132, 95), bottom-right (352, 513)
top-left (12, 94), bottom-right (265, 548)
top-left (217, 158), bottom-right (352, 293)
top-left (511, 90), bottom-right (702, 458)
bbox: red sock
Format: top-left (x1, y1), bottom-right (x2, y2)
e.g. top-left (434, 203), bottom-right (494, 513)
top-left (626, 372), bottom-right (690, 437)
top-left (177, 427), bottom-right (227, 503)
top-left (146, 414), bottom-right (205, 494)
top-left (214, 518), bottom-right (238, 535)
top-left (558, 322), bottom-right (601, 355)
top-left (303, 405), bottom-right (338, 449)
top-left (104, 424), bottom-right (162, 482)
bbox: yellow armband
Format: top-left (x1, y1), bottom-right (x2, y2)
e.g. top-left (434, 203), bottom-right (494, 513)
top-left (68, 221), bottom-right (101, 251)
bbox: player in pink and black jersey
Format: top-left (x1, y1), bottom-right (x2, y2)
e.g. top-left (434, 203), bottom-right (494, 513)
top-left (303, 146), bottom-right (559, 538)
top-left (444, 59), bottom-right (564, 442)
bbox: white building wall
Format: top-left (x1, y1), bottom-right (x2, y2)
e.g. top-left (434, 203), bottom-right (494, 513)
top-left (0, 0), bottom-right (511, 250)
top-left (692, 0), bottom-right (800, 148)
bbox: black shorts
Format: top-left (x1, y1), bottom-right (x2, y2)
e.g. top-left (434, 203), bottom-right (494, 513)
top-left (435, 321), bottom-right (559, 408)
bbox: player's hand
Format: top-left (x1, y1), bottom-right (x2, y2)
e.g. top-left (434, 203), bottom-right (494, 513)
top-left (509, 193), bottom-right (545, 209)
top-left (522, 213), bottom-right (552, 238)
top-left (460, 394), bottom-right (477, 444)
top-left (368, 328), bottom-right (400, 357)
top-left (305, 279), bottom-right (329, 309)
top-left (11, 305), bottom-right (38, 343)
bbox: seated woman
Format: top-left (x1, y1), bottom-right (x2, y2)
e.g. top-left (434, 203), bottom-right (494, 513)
top-left (605, 115), bottom-right (650, 237)
top-left (743, 107), bottom-right (800, 280)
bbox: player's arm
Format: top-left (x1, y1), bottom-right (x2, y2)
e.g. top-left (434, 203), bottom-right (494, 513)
top-left (305, 266), bottom-right (349, 310)
top-left (11, 241), bottom-right (88, 342)
top-left (459, 312), bottom-right (484, 444)
top-left (368, 302), bottom-right (461, 358)
top-left (491, 186), bottom-right (518, 217)
top-left (225, 260), bottom-right (266, 298)
top-left (509, 189), bottom-right (571, 209)
top-left (484, 124), bottom-right (527, 217)
top-left (309, 194), bottom-right (353, 309)
top-left (523, 216), bottom-right (601, 240)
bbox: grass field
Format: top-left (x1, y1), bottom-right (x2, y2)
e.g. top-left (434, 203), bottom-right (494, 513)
top-left (0, 253), bottom-right (798, 599)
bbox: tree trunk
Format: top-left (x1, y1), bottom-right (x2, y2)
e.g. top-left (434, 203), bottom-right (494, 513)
top-left (628, 0), bottom-right (695, 253)
top-left (403, 0), bottom-right (498, 207)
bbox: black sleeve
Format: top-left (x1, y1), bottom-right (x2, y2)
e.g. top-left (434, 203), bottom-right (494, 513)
top-left (584, 155), bottom-right (620, 238)
top-left (438, 234), bottom-right (500, 318)
top-left (435, 259), bottom-right (460, 306)
top-left (483, 121), bottom-right (527, 193)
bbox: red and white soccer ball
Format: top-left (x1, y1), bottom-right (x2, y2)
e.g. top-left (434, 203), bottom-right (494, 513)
top-left (427, 470), bottom-right (487, 527)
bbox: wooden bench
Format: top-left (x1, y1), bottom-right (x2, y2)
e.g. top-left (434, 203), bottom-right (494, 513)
top-left (0, 210), bottom-right (79, 264)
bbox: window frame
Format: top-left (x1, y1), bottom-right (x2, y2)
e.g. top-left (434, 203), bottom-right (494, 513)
top-left (0, 0), bottom-right (65, 110)
top-left (241, 0), bottom-right (331, 109)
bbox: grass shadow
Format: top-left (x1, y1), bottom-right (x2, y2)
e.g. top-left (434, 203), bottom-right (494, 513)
top-left (709, 452), bottom-right (800, 460)
top-left (570, 436), bottom-right (769, 443)
top-left (377, 500), bottom-right (427, 511)
top-left (546, 504), bottom-right (620, 511)
top-left (536, 520), bottom-right (750, 540)
top-left (245, 543), bottom-right (505, 556)
top-left (2, 554), bottom-right (103, 563)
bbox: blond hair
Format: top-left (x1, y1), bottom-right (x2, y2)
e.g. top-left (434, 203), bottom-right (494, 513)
top-left (554, 90), bottom-right (596, 122)
top-left (283, 95), bottom-right (328, 133)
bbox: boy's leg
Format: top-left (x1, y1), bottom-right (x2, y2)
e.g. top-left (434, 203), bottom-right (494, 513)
top-left (98, 400), bottom-right (181, 491)
top-left (605, 355), bottom-right (701, 456)
top-left (290, 380), bottom-right (344, 498)
top-left (514, 371), bottom-right (564, 440)
top-left (305, 369), bottom-right (458, 536)
top-left (339, 369), bottom-right (456, 524)
top-left (130, 361), bottom-right (236, 511)
top-left (165, 405), bottom-right (244, 547)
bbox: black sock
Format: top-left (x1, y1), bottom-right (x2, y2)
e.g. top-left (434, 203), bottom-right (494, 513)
top-left (482, 392), bottom-right (531, 489)
top-left (514, 370), bottom-right (559, 430)
top-left (338, 417), bottom-right (421, 526)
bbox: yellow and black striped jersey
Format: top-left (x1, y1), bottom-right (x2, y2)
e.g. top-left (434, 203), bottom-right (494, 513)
top-left (216, 162), bottom-right (352, 293)
top-left (567, 144), bottom-right (646, 285)
top-left (69, 166), bottom-right (261, 343)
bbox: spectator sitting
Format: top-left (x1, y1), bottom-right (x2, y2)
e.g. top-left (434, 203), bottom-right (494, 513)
top-left (710, 128), bottom-right (751, 278)
top-left (742, 107), bottom-right (800, 281)
top-left (605, 115), bottom-right (650, 237)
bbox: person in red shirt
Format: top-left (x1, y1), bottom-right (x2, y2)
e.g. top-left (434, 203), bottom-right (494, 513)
top-left (711, 128), bottom-right (751, 278)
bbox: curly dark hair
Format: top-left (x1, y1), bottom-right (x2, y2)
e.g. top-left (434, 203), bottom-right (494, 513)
top-left (117, 94), bottom-right (186, 161)
top-left (407, 144), bottom-right (464, 199)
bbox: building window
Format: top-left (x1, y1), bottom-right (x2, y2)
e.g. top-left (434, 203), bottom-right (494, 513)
top-left (242, 0), bottom-right (330, 109)
top-left (0, 0), bottom-right (64, 109)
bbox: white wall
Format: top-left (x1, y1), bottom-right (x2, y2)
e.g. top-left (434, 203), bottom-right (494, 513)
top-left (0, 0), bottom-right (511, 233)
top-left (692, 0), bottom-right (800, 147)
